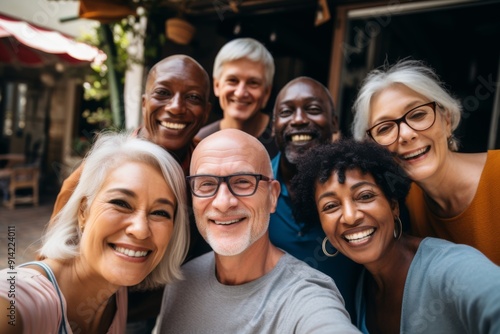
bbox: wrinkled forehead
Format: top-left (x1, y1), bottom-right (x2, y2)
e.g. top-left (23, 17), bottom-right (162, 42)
top-left (148, 58), bottom-right (207, 87)
top-left (281, 80), bottom-right (324, 98)
top-left (191, 137), bottom-right (270, 176)
top-left (275, 80), bottom-right (332, 111)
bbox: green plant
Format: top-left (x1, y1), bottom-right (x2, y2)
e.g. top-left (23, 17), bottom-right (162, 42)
top-left (72, 136), bottom-right (91, 157)
top-left (81, 107), bottom-right (113, 128)
top-left (77, 13), bottom-right (148, 129)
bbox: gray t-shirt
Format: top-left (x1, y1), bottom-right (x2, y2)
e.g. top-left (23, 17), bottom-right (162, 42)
top-left (356, 237), bottom-right (500, 333)
top-left (158, 252), bottom-right (360, 333)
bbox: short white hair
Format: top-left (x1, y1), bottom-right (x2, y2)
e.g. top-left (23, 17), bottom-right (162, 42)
top-left (352, 59), bottom-right (461, 151)
top-left (213, 38), bottom-right (275, 88)
top-left (40, 131), bottom-right (189, 290)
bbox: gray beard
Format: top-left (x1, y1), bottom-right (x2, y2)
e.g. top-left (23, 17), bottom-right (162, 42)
top-left (284, 146), bottom-right (308, 165)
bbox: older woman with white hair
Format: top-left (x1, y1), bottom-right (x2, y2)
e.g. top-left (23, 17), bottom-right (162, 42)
top-left (196, 37), bottom-right (278, 157)
top-left (0, 132), bottom-right (189, 333)
top-left (351, 59), bottom-right (500, 264)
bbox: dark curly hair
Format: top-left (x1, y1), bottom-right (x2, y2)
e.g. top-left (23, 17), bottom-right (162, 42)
top-left (290, 139), bottom-right (411, 226)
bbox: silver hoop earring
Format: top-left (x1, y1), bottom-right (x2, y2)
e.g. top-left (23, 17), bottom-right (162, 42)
top-left (394, 216), bottom-right (403, 240)
top-left (322, 237), bottom-right (339, 257)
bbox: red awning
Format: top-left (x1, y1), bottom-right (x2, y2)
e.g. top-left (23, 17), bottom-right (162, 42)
top-left (0, 13), bottom-right (106, 67)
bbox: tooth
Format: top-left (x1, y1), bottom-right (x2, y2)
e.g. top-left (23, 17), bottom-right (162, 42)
top-left (214, 219), bottom-right (240, 225)
top-left (114, 245), bottom-right (148, 257)
top-left (291, 134), bottom-right (312, 142)
top-left (344, 228), bottom-right (374, 241)
top-left (404, 147), bottom-right (426, 159)
top-left (160, 121), bottom-right (186, 130)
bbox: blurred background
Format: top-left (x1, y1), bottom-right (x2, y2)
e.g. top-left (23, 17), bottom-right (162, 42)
top-left (0, 0), bottom-right (499, 206)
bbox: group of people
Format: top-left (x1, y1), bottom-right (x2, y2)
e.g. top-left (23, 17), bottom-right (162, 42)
top-left (1, 37), bottom-right (499, 334)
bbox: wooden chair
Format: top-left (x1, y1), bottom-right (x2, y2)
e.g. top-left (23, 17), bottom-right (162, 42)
top-left (7, 166), bottom-right (40, 209)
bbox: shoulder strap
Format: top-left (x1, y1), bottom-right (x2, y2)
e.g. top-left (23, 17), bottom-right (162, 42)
top-left (20, 261), bottom-right (69, 334)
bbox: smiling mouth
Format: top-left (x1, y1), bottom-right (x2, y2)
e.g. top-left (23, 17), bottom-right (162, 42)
top-left (211, 218), bottom-right (244, 226)
top-left (159, 121), bottom-right (187, 130)
top-left (291, 134), bottom-right (312, 142)
top-left (230, 98), bottom-right (251, 106)
top-left (343, 228), bottom-right (375, 244)
top-left (287, 132), bottom-right (318, 144)
top-left (400, 146), bottom-right (430, 160)
top-left (112, 244), bottom-right (151, 258)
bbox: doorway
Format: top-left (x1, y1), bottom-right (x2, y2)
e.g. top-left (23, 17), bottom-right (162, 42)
top-left (334, 0), bottom-right (500, 152)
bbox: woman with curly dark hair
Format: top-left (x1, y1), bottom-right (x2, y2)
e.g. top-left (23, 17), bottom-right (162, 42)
top-left (291, 139), bottom-right (500, 334)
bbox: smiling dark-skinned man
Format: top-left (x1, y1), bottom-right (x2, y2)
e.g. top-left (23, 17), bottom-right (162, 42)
top-left (269, 76), bottom-right (362, 322)
top-left (48, 55), bottom-right (212, 333)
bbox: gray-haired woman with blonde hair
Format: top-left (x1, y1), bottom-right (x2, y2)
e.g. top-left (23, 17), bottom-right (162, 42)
top-left (351, 59), bottom-right (500, 264)
top-left (0, 132), bottom-right (189, 333)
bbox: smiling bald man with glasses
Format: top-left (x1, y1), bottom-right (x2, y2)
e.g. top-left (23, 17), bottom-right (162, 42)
top-left (157, 129), bottom-right (360, 334)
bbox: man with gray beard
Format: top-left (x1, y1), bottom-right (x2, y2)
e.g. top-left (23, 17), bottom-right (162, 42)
top-left (270, 77), bottom-right (362, 322)
top-left (157, 129), bottom-right (360, 333)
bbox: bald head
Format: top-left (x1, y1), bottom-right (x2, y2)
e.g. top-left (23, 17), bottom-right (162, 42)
top-left (189, 129), bottom-right (280, 257)
top-left (273, 76), bottom-right (338, 166)
top-left (146, 55), bottom-right (210, 100)
top-left (141, 54), bottom-right (212, 156)
top-left (191, 129), bottom-right (272, 177)
top-left (275, 76), bottom-right (335, 116)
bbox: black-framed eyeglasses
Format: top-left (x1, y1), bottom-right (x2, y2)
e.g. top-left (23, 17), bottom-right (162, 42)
top-left (186, 173), bottom-right (272, 198)
top-left (366, 101), bottom-right (437, 146)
